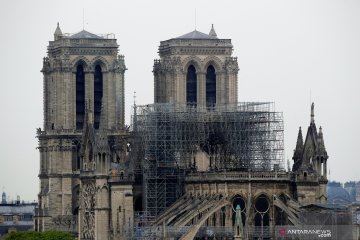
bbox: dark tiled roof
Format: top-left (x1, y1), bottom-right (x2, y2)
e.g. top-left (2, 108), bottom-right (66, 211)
top-left (70, 30), bottom-right (103, 39)
top-left (176, 30), bottom-right (217, 39)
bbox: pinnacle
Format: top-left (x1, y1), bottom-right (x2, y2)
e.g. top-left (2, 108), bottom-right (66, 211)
top-left (209, 24), bottom-right (217, 38)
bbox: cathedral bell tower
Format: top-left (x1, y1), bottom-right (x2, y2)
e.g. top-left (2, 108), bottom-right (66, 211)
top-left (35, 23), bottom-right (127, 234)
top-left (153, 25), bottom-right (239, 108)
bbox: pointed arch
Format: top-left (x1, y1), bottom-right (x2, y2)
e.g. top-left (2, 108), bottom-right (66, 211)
top-left (182, 55), bottom-right (202, 73)
top-left (231, 194), bottom-right (247, 226)
top-left (202, 56), bottom-right (223, 73)
top-left (90, 56), bottom-right (110, 72)
top-left (71, 56), bottom-right (91, 71)
top-left (254, 194), bottom-right (271, 238)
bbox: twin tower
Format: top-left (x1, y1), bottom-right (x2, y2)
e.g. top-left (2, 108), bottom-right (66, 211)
top-left (41, 23), bottom-right (239, 132)
top-left (36, 23), bottom-right (239, 239)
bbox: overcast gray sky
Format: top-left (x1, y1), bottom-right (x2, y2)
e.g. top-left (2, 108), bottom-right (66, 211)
top-left (0, 0), bottom-right (359, 201)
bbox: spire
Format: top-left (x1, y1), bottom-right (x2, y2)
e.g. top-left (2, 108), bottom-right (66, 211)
top-left (209, 24), bottom-right (217, 38)
top-left (54, 22), bottom-right (63, 40)
top-left (316, 126), bottom-right (327, 155)
top-left (310, 102), bottom-right (315, 124)
top-left (1, 191), bottom-right (6, 204)
top-left (296, 127), bottom-right (303, 150)
top-left (292, 127), bottom-right (303, 166)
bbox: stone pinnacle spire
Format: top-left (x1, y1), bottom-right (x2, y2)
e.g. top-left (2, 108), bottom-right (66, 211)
top-left (209, 24), bottom-right (217, 38)
top-left (292, 127), bottom-right (304, 171)
top-left (295, 127), bottom-right (303, 150)
top-left (296, 127), bottom-right (303, 148)
top-left (317, 126), bottom-right (326, 153)
top-left (54, 22), bottom-right (63, 40)
top-left (293, 127), bottom-right (303, 162)
top-left (310, 102), bottom-right (315, 124)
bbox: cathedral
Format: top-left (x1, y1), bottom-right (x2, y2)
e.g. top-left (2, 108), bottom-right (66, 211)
top-left (34, 23), bottom-right (329, 240)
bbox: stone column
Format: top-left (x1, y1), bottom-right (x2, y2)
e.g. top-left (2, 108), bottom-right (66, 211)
top-left (95, 179), bottom-right (109, 240)
top-left (43, 73), bottom-right (50, 129)
top-left (216, 71), bottom-right (224, 106)
top-left (224, 73), bottom-right (229, 105)
top-left (229, 72), bottom-right (236, 104)
top-left (174, 71), bottom-right (180, 104)
top-left (225, 205), bottom-right (232, 227)
top-left (103, 71), bottom-right (109, 129)
top-left (115, 70), bottom-right (125, 129)
top-left (216, 210), bottom-right (221, 227)
top-left (54, 71), bottom-right (60, 128)
top-left (103, 71), bottom-right (110, 129)
top-left (234, 72), bottom-right (238, 103)
top-left (165, 71), bottom-right (173, 103)
top-left (63, 70), bottom-right (72, 129)
top-left (197, 72), bottom-right (206, 109)
top-left (85, 71), bottom-right (94, 114)
top-left (181, 72), bottom-right (186, 104)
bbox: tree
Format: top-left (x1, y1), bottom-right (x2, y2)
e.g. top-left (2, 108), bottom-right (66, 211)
top-left (5, 230), bottom-right (74, 240)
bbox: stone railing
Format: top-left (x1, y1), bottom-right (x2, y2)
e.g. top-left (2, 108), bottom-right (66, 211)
top-left (36, 128), bottom-right (127, 137)
top-left (36, 128), bottom-right (82, 137)
top-left (159, 38), bottom-right (233, 48)
top-left (185, 171), bottom-right (291, 182)
top-left (49, 37), bottom-right (117, 48)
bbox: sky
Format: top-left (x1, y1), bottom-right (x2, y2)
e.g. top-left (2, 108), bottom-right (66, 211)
top-left (0, 0), bottom-right (359, 202)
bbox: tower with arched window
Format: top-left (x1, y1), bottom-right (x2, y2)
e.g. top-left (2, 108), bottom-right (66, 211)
top-left (153, 25), bottom-right (239, 109)
top-left (36, 24), bottom-right (132, 239)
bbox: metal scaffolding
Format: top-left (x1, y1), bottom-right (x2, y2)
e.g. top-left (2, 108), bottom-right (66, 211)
top-left (132, 102), bottom-right (284, 219)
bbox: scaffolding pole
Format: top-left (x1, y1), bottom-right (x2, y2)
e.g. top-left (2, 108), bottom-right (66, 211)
top-left (132, 102), bottom-right (284, 221)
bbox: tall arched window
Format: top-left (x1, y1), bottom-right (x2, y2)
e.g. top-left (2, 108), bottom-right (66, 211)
top-left (206, 65), bottom-right (216, 108)
top-left (254, 195), bottom-right (270, 238)
top-left (94, 65), bottom-right (103, 129)
top-left (186, 65), bottom-right (197, 106)
top-left (76, 64), bottom-right (85, 130)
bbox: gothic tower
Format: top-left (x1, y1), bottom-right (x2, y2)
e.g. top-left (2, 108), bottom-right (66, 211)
top-left (153, 25), bottom-right (239, 108)
top-left (292, 103), bottom-right (329, 204)
top-left (35, 23), bottom-right (128, 234)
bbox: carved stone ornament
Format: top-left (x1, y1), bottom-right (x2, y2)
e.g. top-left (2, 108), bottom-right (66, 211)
top-left (113, 55), bottom-right (126, 73)
top-left (81, 181), bottom-right (96, 239)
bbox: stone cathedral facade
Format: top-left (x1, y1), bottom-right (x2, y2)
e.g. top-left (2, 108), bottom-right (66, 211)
top-left (35, 24), bottom-right (329, 240)
top-left (35, 24), bottom-right (133, 239)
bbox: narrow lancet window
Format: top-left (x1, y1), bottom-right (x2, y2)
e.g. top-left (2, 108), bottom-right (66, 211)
top-left (76, 65), bottom-right (85, 130)
top-left (186, 65), bottom-right (197, 106)
top-left (206, 65), bottom-right (216, 108)
top-left (94, 65), bottom-right (103, 129)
